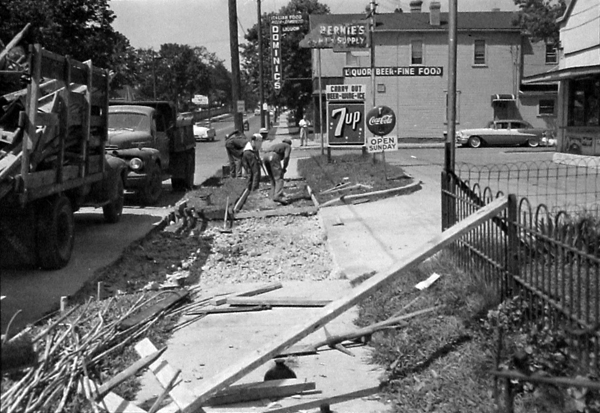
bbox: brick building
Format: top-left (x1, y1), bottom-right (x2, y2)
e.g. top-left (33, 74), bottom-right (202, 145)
top-left (309, 1), bottom-right (558, 140)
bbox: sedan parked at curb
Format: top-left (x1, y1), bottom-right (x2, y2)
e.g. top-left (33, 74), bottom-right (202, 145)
top-left (456, 120), bottom-right (553, 148)
top-left (193, 122), bottom-right (216, 142)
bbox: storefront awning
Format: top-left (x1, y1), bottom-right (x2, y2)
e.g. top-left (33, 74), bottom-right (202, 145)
top-left (491, 94), bottom-right (516, 102)
top-left (522, 65), bottom-right (600, 84)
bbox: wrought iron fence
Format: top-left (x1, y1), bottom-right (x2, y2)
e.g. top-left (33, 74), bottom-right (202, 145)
top-left (442, 167), bottom-right (599, 377)
top-left (454, 156), bottom-right (600, 218)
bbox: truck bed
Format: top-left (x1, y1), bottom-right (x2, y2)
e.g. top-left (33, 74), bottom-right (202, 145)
top-left (0, 45), bottom-right (110, 204)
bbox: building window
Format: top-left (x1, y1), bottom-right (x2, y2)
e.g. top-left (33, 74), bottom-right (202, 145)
top-left (473, 40), bottom-right (486, 65)
top-left (377, 83), bottom-right (386, 93)
top-left (346, 52), bottom-right (359, 66)
top-left (411, 40), bottom-right (423, 65)
top-left (568, 76), bottom-right (600, 126)
top-left (545, 44), bottom-right (557, 64)
top-left (539, 99), bottom-right (555, 116)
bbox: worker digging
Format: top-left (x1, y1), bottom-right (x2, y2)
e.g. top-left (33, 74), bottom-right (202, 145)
top-left (262, 138), bottom-right (292, 204)
top-left (241, 134), bottom-right (261, 192)
top-left (224, 130), bottom-right (248, 178)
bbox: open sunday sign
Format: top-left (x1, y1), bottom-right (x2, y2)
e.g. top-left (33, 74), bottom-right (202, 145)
top-left (367, 135), bottom-right (398, 153)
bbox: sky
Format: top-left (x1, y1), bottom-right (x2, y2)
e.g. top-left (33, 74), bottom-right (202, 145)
top-left (109, 0), bottom-right (519, 70)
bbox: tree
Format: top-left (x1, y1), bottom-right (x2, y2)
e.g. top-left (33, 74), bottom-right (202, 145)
top-left (0, 0), bottom-right (137, 90)
top-left (131, 44), bottom-right (231, 112)
top-left (240, 0), bottom-right (330, 120)
top-left (512, 0), bottom-right (567, 45)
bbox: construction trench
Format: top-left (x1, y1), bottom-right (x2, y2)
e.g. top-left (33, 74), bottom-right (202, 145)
top-left (1, 174), bottom-right (504, 413)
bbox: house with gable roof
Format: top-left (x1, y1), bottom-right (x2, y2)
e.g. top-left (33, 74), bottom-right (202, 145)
top-left (522, 0), bottom-right (599, 155)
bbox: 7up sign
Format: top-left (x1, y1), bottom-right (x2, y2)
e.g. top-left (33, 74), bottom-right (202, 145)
top-left (327, 102), bottom-right (365, 146)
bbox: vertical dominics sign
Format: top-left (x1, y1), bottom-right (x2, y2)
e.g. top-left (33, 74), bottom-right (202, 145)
top-left (271, 24), bottom-right (281, 90)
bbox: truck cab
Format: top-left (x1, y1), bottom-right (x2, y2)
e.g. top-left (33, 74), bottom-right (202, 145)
top-left (107, 101), bottom-right (195, 204)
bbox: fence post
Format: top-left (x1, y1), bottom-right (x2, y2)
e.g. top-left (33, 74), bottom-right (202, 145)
top-left (506, 194), bottom-right (519, 297)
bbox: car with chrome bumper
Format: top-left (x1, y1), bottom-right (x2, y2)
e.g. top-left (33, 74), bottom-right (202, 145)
top-left (456, 120), bottom-right (553, 148)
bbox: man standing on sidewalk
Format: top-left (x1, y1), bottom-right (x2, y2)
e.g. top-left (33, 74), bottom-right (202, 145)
top-left (225, 130), bottom-right (247, 178)
top-left (299, 115), bottom-right (309, 147)
top-left (262, 138), bottom-right (292, 203)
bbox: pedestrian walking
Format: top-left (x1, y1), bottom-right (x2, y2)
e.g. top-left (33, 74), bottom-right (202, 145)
top-left (298, 115), bottom-right (309, 147)
top-left (262, 138), bottom-right (292, 203)
top-left (242, 136), bottom-right (261, 191)
top-left (224, 130), bottom-right (247, 178)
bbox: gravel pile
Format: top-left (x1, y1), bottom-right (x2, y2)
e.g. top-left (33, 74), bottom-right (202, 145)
top-left (197, 215), bottom-right (335, 288)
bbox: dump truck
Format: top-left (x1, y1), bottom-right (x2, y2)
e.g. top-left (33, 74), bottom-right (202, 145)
top-left (107, 101), bottom-right (196, 204)
top-left (0, 44), bottom-right (127, 269)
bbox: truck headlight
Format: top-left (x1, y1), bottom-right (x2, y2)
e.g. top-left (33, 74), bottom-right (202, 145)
top-left (129, 158), bottom-right (144, 171)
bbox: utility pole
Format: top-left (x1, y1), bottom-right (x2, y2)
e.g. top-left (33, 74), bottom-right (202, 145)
top-left (229, 0), bottom-right (243, 132)
top-left (445, 0), bottom-right (457, 173)
top-left (369, 0), bottom-right (377, 108)
top-left (257, 0), bottom-right (265, 128)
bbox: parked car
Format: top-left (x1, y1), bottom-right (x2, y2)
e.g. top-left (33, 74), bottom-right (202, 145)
top-left (193, 122), bottom-right (216, 142)
top-left (254, 108), bottom-right (261, 116)
top-left (456, 120), bottom-right (553, 148)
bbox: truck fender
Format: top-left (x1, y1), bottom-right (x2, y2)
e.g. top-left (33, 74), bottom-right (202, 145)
top-left (102, 154), bottom-right (128, 201)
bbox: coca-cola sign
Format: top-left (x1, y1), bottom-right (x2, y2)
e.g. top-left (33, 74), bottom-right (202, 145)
top-left (366, 106), bottom-right (396, 136)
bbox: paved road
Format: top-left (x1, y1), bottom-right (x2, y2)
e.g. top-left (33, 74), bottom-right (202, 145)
top-left (0, 114), bottom-right (262, 334)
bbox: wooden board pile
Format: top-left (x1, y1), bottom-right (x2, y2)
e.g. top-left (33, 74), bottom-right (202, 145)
top-left (0, 290), bottom-right (189, 413)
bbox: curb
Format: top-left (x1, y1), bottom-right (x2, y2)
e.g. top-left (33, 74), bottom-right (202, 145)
top-left (318, 180), bottom-right (422, 208)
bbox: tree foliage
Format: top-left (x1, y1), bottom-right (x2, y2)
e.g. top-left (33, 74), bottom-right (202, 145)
top-left (0, 0), bottom-right (137, 88)
top-left (240, 0), bottom-right (330, 119)
top-left (512, 0), bottom-right (567, 45)
top-left (133, 45), bottom-right (231, 112)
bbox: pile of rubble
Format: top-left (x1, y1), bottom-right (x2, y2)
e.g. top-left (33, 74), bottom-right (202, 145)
top-left (198, 215), bottom-right (334, 288)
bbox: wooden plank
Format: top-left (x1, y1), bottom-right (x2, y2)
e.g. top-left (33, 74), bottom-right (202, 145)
top-left (210, 282), bottom-right (282, 306)
top-left (82, 378), bottom-right (148, 413)
top-left (234, 206), bottom-right (318, 220)
top-left (205, 379), bottom-right (316, 406)
top-left (183, 196), bottom-right (509, 407)
top-left (134, 338), bottom-right (200, 412)
top-left (227, 297), bottom-right (331, 307)
top-left (264, 386), bottom-right (380, 413)
top-left (97, 391), bottom-right (149, 413)
top-left (186, 305), bottom-right (271, 316)
top-left (96, 346), bottom-right (167, 399)
top-left (119, 290), bottom-right (188, 330)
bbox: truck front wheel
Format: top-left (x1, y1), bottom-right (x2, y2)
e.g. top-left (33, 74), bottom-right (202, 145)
top-left (103, 177), bottom-right (124, 223)
top-left (36, 195), bottom-right (75, 270)
top-left (139, 165), bottom-right (163, 205)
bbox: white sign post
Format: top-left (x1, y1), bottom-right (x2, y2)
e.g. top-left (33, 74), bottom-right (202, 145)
top-left (366, 135), bottom-right (398, 181)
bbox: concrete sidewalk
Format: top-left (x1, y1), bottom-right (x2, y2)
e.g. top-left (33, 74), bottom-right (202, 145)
top-left (135, 114), bottom-right (443, 412)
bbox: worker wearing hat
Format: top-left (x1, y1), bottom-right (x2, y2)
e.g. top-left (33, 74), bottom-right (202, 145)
top-left (252, 127), bottom-right (269, 153)
top-left (261, 138), bottom-right (292, 203)
top-left (224, 130), bottom-right (247, 178)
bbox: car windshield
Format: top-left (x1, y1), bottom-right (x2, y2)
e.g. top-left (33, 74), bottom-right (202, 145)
top-left (109, 113), bottom-right (150, 132)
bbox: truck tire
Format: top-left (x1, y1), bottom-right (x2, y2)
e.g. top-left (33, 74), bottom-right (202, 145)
top-left (36, 195), bottom-right (75, 270)
top-left (103, 176), bottom-right (124, 223)
top-left (139, 164), bottom-right (163, 205)
top-left (171, 149), bottom-right (195, 191)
